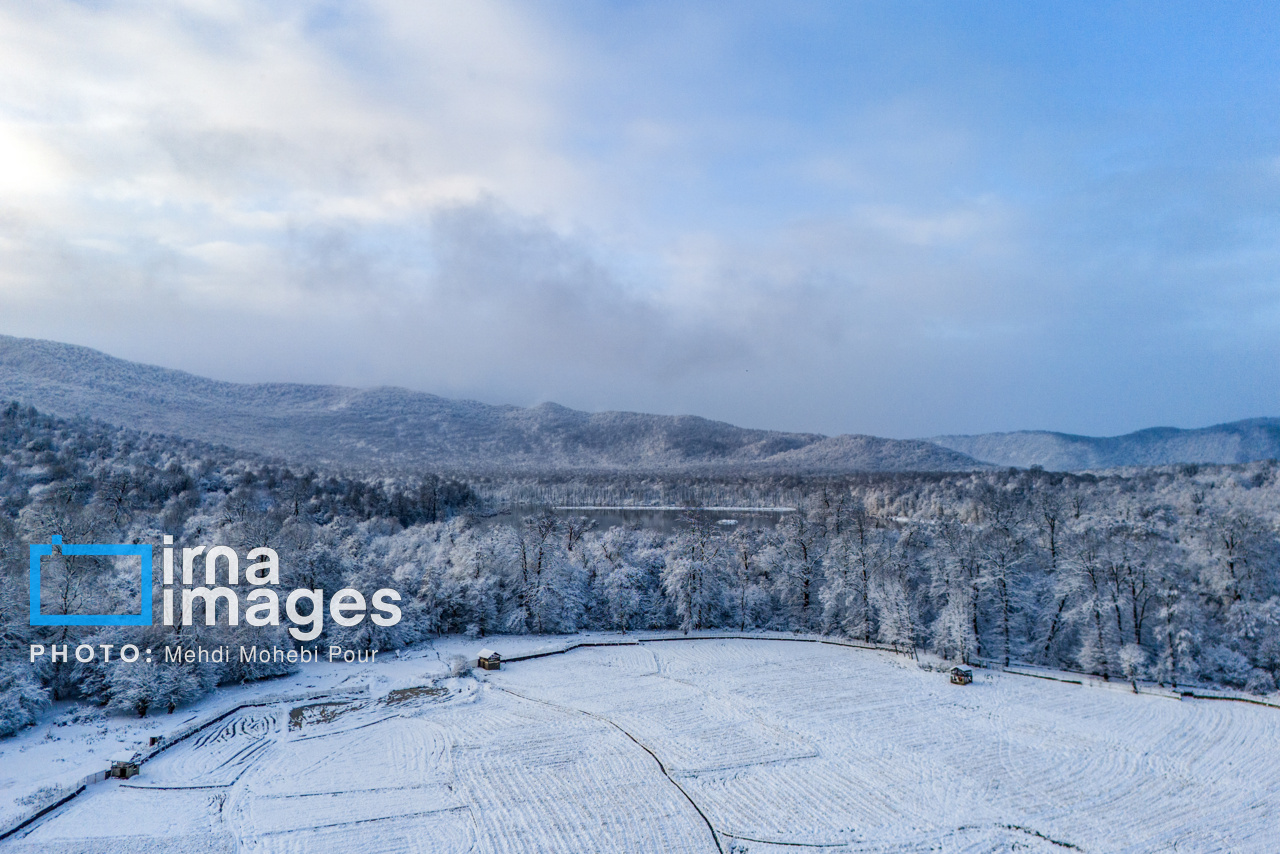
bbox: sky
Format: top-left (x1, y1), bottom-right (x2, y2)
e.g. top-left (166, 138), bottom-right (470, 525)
top-left (1, 1), bottom-right (1279, 439)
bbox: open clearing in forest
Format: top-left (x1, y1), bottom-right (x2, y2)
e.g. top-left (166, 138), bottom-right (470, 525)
top-left (4, 638), bottom-right (1279, 853)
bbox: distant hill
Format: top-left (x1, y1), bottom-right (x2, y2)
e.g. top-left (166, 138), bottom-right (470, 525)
top-left (931, 420), bottom-right (1280, 470)
top-left (0, 335), bottom-right (984, 475)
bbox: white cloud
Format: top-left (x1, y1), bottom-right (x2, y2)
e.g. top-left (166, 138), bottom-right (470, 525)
top-left (0, 2), bottom-right (1278, 438)
top-left (0, 0), bottom-right (575, 227)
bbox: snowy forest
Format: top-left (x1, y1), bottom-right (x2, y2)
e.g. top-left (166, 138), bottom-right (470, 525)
top-left (2, 401), bottom-right (1279, 736)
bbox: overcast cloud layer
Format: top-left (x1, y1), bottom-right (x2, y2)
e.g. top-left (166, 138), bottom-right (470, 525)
top-left (1, 1), bottom-right (1278, 438)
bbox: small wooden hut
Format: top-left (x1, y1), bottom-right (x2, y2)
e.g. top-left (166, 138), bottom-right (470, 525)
top-left (477, 648), bottom-right (501, 670)
top-left (109, 759), bottom-right (140, 779)
top-left (950, 666), bottom-right (973, 685)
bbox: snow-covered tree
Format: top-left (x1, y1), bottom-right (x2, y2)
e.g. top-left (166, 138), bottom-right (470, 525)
top-left (0, 665), bottom-right (50, 737)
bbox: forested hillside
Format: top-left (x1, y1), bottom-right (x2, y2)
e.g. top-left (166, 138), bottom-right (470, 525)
top-left (2, 403), bottom-right (1278, 737)
top-left (933, 419), bottom-right (1280, 469)
top-left (0, 335), bottom-right (984, 474)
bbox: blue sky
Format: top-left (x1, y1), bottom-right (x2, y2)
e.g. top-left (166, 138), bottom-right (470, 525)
top-left (1, 1), bottom-right (1278, 438)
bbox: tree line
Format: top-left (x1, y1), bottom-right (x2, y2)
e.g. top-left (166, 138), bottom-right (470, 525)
top-left (1, 402), bottom-right (1277, 735)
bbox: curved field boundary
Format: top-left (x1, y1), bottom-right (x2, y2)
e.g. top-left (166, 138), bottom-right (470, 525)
top-left (506, 631), bottom-right (1277, 711)
top-left (493, 683), bottom-right (726, 854)
top-left (1177, 690), bottom-right (1280, 709)
top-left (501, 632), bottom-right (916, 665)
top-left (986, 659), bottom-right (1280, 709)
top-left (0, 769), bottom-right (107, 844)
top-left (0, 686), bottom-right (367, 842)
top-left (516, 636), bottom-right (1276, 711)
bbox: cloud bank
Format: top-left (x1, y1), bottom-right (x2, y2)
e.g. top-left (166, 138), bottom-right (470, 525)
top-left (1, 1), bottom-right (1278, 437)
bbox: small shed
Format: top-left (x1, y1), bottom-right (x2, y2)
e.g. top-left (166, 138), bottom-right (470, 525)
top-left (109, 759), bottom-right (140, 779)
top-left (950, 666), bottom-right (973, 685)
top-left (477, 648), bottom-right (501, 670)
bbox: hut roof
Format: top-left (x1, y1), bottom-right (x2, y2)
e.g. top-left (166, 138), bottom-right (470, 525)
top-left (478, 648), bottom-right (499, 660)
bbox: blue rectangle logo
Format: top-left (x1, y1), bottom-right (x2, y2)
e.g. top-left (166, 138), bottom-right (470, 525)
top-left (29, 536), bottom-right (153, 626)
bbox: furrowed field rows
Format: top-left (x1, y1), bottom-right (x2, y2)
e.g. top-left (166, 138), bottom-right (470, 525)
top-left (228, 710), bottom-right (468, 851)
top-left (262, 718), bottom-right (455, 796)
top-left (448, 688), bottom-right (714, 854)
top-left (6, 788), bottom-right (231, 854)
top-left (576, 644), bottom-right (659, 676)
top-left (127, 709), bottom-right (281, 788)
top-left (7, 638), bottom-right (1279, 853)
top-left (238, 812), bottom-right (475, 854)
top-left (719, 824), bottom-right (1069, 854)
top-left (238, 788), bottom-right (461, 833)
top-left (488, 639), bottom-right (1280, 852)
top-left (3, 835), bottom-right (236, 854)
top-left (652, 638), bottom-right (807, 674)
top-left (682, 758), bottom-right (919, 845)
top-left (493, 665), bottom-right (816, 773)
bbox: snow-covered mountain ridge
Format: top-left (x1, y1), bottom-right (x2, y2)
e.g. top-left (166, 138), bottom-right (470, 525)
top-left (4, 334), bottom-right (1276, 472)
top-left (932, 420), bottom-right (1280, 470)
top-left (0, 335), bottom-right (982, 474)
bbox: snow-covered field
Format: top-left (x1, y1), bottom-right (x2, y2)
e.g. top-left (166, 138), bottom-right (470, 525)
top-left (3, 636), bottom-right (1279, 853)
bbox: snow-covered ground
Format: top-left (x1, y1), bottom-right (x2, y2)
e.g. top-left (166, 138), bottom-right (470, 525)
top-left (3, 635), bottom-right (1279, 852)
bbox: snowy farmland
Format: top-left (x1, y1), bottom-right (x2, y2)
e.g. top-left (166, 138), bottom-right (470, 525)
top-left (3, 637), bottom-right (1279, 853)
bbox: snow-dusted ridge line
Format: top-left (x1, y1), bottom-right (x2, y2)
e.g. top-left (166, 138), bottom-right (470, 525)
top-left (0, 685), bottom-right (367, 842)
top-left (0, 334), bottom-right (989, 474)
